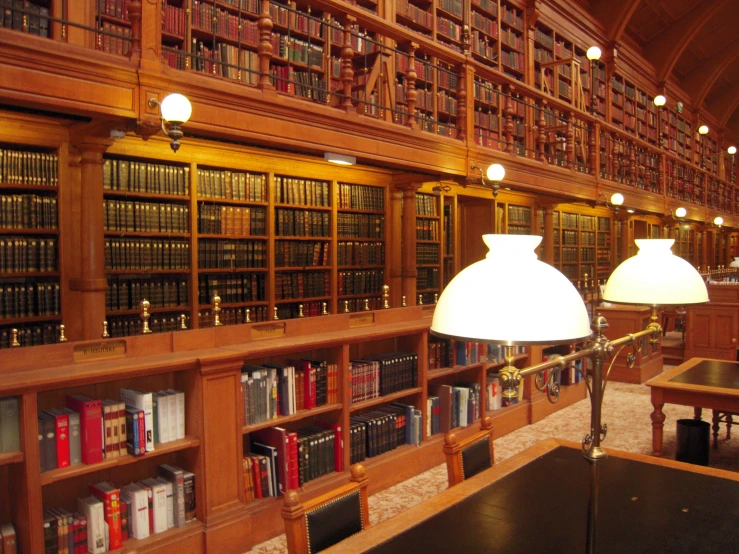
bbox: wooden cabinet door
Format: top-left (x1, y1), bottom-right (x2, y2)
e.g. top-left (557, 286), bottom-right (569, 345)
top-left (686, 303), bottom-right (739, 360)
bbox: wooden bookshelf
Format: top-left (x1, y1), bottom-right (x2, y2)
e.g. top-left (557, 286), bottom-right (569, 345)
top-left (415, 192), bottom-right (441, 305)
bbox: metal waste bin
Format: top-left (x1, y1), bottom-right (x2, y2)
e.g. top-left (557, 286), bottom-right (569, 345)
top-left (676, 419), bottom-right (710, 466)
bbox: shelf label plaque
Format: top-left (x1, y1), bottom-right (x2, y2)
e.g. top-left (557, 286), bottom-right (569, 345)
top-left (73, 341), bottom-right (127, 362)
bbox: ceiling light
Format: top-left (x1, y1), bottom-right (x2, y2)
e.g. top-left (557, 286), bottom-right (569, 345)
top-left (324, 153), bottom-right (356, 165)
top-left (653, 95), bottom-right (666, 107)
top-left (586, 46), bottom-right (601, 61)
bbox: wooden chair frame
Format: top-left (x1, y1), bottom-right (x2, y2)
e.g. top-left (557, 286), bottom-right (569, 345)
top-left (443, 416), bottom-right (495, 487)
top-left (281, 463), bottom-right (370, 554)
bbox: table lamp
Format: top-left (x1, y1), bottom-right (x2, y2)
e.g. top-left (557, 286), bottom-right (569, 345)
top-left (432, 235), bottom-right (708, 461)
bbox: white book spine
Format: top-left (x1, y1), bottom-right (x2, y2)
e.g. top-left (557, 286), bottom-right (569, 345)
top-left (156, 477), bottom-right (175, 529)
top-left (121, 485), bottom-right (150, 540)
top-left (78, 497), bottom-right (106, 554)
top-left (121, 389), bottom-right (155, 452)
top-left (155, 394), bottom-right (170, 444)
top-left (152, 483), bottom-right (168, 533)
top-left (165, 389), bottom-right (185, 440)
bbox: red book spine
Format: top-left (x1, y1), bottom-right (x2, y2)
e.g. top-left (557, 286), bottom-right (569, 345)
top-left (137, 413), bottom-right (146, 455)
top-left (66, 396), bottom-right (103, 465)
top-left (54, 412), bottom-right (71, 468)
top-left (250, 457), bottom-right (263, 499)
top-left (332, 424), bottom-right (343, 472)
top-left (287, 432), bottom-right (299, 490)
top-left (89, 485), bottom-right (122, 550)
top-left (119, 500), bottom-right (129, 541)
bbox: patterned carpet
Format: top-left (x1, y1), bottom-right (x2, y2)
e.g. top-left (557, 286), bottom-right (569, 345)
top-left (246, 376), bottom-right (738, 554)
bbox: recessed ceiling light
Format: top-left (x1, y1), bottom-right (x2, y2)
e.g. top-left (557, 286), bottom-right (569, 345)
top-left (324, 152), bottom-right (356, 165)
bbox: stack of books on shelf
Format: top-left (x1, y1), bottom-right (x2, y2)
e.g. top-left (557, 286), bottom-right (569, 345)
top-left (428, 383), bottom-right (481, 434)
top-left (38, 389), bottom-right (186, 473)
top-left (44, 466), bottom-right (194, 553)
top-left (429, 339), bottom-right (523, 369)
top-left (0, 396), bottom-right (20, 454)
top-left (349, 352), bottom-right (418, 404)
top-left (241, 361), bottom-right (339, 425)
top-left (350, 402), bottom-right (421, 458)
top-left (244, 423), bottom-right (342, 499)
top-left (0, 522), bottom-right (16, 554)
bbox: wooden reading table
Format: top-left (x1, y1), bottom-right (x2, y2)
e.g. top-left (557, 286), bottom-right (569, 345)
top-left (646, 358), bottom-right (739, 456)
top-left (325, 438), bottom-right (739, 553)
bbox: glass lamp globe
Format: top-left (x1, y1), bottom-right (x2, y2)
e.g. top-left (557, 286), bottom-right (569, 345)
top-left (728, 146), bottom-right (737, 155)
top-left (653, 95), bottom-right (666, 107)
top-left (730, 257), bottom-right (739, 269)
top-left (486, 163), bottom-right (506, 182)
top-left (698, 125), bottom-right (709, 135)
top-left (610, 193), bottom-right (624, 206)
top-left (714, 216), bottom-right (724, 227)
top-left (160, 93), bottom-right (192, 124)
top-left (675, 207), bottom-right (687, 219)
top-left (586, 46), bottom-right (601, 61)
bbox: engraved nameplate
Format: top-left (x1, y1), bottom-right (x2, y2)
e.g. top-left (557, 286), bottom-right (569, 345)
top-left (421, 306), bottom-right (435, 318)
top-left (252, 322), bottom-right (286, 340)
top-left (349, 313), bottom-right (375, 327)
top-left (73, 341), bottom-right (127, 362)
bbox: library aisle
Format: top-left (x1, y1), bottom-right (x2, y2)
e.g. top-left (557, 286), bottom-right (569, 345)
top-left (246, 362), bottom-right (739, 553)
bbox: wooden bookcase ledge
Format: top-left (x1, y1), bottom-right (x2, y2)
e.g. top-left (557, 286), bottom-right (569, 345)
top-left (0, 306), bottom-right (587, 553)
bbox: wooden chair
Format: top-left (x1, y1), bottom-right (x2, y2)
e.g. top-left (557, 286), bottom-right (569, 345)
top-left (443, 416), bottom-right (495, 487)
top-left (712, 410), bottom-right (736, 448)
top-left (281, 463), bottom-right (370, 554)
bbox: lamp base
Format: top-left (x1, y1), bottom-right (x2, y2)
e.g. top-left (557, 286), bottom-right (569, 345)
top-left (583, 446), bottom-right (608, 461)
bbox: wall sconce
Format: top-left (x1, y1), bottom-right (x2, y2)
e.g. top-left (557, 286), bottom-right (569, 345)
top-left (673, 206), bottom-right (687, 220)
top-left (469, 162), bottom-right (505, 197)
top-left (432, 236), bottom-right (708, 464)
top-left (432, 183), bottom-right (452, 196)
top-left (698, 125), bottom-right (709, 169)
top-left (595, 192), bottom-right (624, 214)
top-left (586, 47), bottom-right (602, 116)
top-left (713, 216), bottom-right (724, 228)
top-left (653, 95), bottom-right (666, 148)
top-left (148, 93), bottom-right (192, 153)
top-left (325, 152), bottom-right (356, 166)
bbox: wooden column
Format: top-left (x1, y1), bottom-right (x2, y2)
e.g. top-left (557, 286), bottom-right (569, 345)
top-left (257, 0), bottom-right (275, 90)
top-left (393, 178), bottom-right (423, 305)
top-left (699, 228), bottom-right (709, 269)
top-left (503, 85), bottom-right (515, 154)
top-left (456, 63), bottom-right (467, 141)
top-left (127, 0), bottom-right (143, 63)
top-left (565, 112), bottom-right (574, 170)
top-left (63, 147), bottom-right (83, 340)
top-left (536, 100), bottom-right (547, 163)
top-left (542, 206), bottom-right (555, 265)
top-left (725, 230), bottom-right (733, 267)
top-left (389, 189), bottom-right (404, 307)
top-left (405, 43), bottom-right (419, 129)
top-left (340, 16), bottom-right (356, 113)
top-left (658, 152), bottom-right (666, 195)
top-left (589, 121), bottom-right (599, 177)
top-left (628, 141), bottom-right (636, 186)
top-left (69, 139), bottom-right (111, 340)
top-left (619, 214), bottom-right (631, 262)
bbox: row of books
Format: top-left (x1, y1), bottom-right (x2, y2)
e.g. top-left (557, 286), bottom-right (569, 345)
top-left (275, 240), bottom-right (329, 267)
top-left (44, 467), bottom-right (194, 553)
top-left (0, 281), bottom-right (60, 320)
top-left (395, 0), bottom-right (433, 28)
top-left (104, 239), bottom-right (190, 271)
top-left (337, 213), bottom-right (384, 239)
top-left (350, 402), bottom-right (421, 460)
top-left (336, 269), bottom-right (383, 296)
top-left (269, 66), bottom-right (328, 102)
top-left (162, 2), bottom-right (186, 36)
top-left (337, 241), bottom-right (384, 266)
top-left (416, 267), bottom-right (439, 290)
top-left (102, 159), bottom-right (188, 196)
top-left (197, 204), bottom-right (267, 236)
top-left (429, 339), bottom-right (526, 369)
top-left (428, 383), bottom-right (481, 433)
top-left (349, 352), bottom-right (418, 404)
top-left (38, 390), bottom-right (185, 472)
top-left (269, 0), bottom-right (324, 37)
top-left (196, 169), bottom-right (266, 201)
top-left (192, 0), bottom-right (257, 40)
top-left (273, 176), bottom-right (330, 207)
top-left (416, 218), bottom-right (439, 241)
top-left (200, 306), bottom-right (267, 327)
top-left (271, 34), bottom-right (324, 67)
top-left (98, 0), bottom-right (131, 20)
top-left (198, 239), bottom-right (267, 269)
top-left (241, 361), bottom-right (339, 426)
top-left (337, 183), bottom-right (384, 211)
top-left (274, 270), bottom-right (329, 300)
top-left (0, 521), bottom-right (15, 554)
top-left (416, 243), bottom-right (439, 265)
top-left (274, 208), bottom-right (330, 237)
top-left (0, 237), bottom-right (57, 273)
top-left (1, 0), bottom-right (49, 37)
top-left (0, 148), bottom-right (57, 186)
top-left (106, 313), bottom-right (189, 338)
top-left (103, 199), bottom-right (189, 234)
top-left (105, 277), bottom-right (189, 312)
top-left (274, 301), bottom-right (326, 320)
top-left (0, 322), bottom-right (57, 349)
top-left (0, 194), bottom-right (57, 229)
top-left (0, 397), bottom-right (19, 453)
top-left (197, 273), bottom-right (265, 305)
top-left (98, 21), bottom-right (131, 57)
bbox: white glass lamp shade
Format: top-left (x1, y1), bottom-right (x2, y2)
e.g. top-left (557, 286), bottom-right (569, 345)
top-left (730, 257), bottom-right (739, 268)
top-left (728, 146), bottom-right (737, 155)
top-left (603, 239), bottom-right (708, 306)
top-left (610, 193), bottom-right (624, 206)
top-left (698, 125), bottom-right (709, 135)
top-left (675, 207), bottom-right (687, 219)
top-left (160, 93), bottom-right (192, 124)
top-left (653, 95), bottom-right (666, 107)
top-left (714, 216), bottom-right (724, 226)
top-left (431, 235), bottom-right (592, 345)
top-left (486, 163), bottom-right (505, 182)
top-left (586, 46), bottom-right (601, 61)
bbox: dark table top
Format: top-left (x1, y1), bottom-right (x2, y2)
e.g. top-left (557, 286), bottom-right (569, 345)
top-left (668, 359), bottom-right (739, 390)
top-left (366, 446), bottom-right (739, 554)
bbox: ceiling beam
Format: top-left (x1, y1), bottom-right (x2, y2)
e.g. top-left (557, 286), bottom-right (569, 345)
top-left (706, 87), bottom-right (739, 128)
top-left (645, 0), bottom-right (732, 85)
top-left (590, 0), bottom-right (642, 43)
top-left (680, 41), bottom-right (739, 110)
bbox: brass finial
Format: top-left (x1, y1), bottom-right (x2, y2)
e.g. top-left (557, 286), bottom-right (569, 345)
top-left (382, 284), bottom-right (390, 309)
top-left (11, 328), bottom-right (20, 347)
top-left (402, 295), bottom-right (407, 307)
top-left (434, 293), bottom-right (438, 304)
top-left (364, 298), bottom-right (370, 311)
top-left (246, 308), bottom-right (251, 323)
top-left (140, 299), bottom-right (153, 334)
top-left (274, 307), bottom-right (279, 320)
top-left (59, 324), bottom-right (67, 343)
top-left (298, 304), bottom-right (304, 318)
top-left (179, 314), bottom-right (188, 330)
top-left (418, 294), bottom-right (423, 305)
top-left (213, 294), bottom-right (224, 326)
top-left (322, 302), bottom-right (328, 316)
top-left (343, 300), bottom-right (350, 313)
top-left (102, 321), bottom-right (110, 338)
